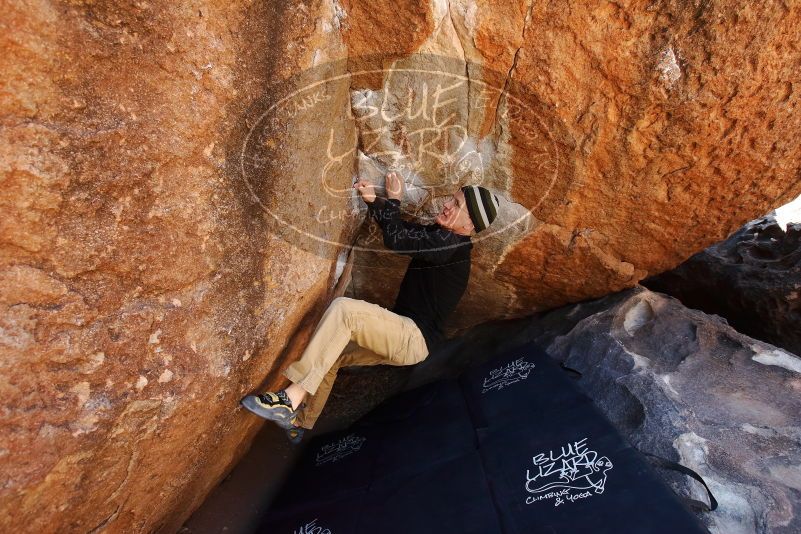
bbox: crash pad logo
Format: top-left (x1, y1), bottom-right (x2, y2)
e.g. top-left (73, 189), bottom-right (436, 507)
top-left (294, 517), bottom-right (332, 534)
top-left (481, 357), bottom-right (535, 394)
top-left (524, 437), bottom-right (613, 507)
top-left (315, 433), bottom-right (367, 466)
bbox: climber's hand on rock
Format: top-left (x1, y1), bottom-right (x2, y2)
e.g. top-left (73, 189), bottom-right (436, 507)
top-left (354, 178), bottom-right (376, 203)
top-left (386, 171), bottom-right (404, 201)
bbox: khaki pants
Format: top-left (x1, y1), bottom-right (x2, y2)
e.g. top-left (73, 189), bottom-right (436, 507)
top-left (283, 296), bottom-right (429, 429)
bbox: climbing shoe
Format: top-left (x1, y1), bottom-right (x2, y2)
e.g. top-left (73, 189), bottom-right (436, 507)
top-left (240, 389), bottom-right (299, 429)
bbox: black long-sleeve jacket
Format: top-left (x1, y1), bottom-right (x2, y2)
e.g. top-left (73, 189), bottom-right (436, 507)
top-left (367, 196), bottom-right (473, 353)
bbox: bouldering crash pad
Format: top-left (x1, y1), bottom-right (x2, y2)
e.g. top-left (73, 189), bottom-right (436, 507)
top-left (258, 341), bottom-right (713, 533)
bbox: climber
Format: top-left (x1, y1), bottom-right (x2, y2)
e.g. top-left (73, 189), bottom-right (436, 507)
top-left (240, 171), bottom-right (501, 443)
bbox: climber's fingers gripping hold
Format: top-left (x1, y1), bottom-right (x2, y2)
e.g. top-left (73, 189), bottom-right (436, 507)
top-left (354, 178), bottom-right (376, 203)
top-left (386, 171), bottom-right (405, 201)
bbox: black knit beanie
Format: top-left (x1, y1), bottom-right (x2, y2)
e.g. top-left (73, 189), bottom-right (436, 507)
top-left (461, 185), bottom-right (500, 233)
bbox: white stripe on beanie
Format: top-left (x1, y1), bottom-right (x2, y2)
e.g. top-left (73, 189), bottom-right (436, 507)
top-left (471, 185), bottom-right (490, 230)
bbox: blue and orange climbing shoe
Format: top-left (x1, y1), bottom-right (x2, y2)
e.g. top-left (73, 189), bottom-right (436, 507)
top-left (240, 389), bottom-right (299, 430)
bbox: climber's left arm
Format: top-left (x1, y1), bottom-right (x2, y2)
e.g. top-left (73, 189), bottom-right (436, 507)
top-left (367, 197), bottom-right (458, 264)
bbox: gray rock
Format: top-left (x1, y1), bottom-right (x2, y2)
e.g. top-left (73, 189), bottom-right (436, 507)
top-left (544, 287), bottom-right (801, 534)
top-left (643, 216), bottom-right (801, 356)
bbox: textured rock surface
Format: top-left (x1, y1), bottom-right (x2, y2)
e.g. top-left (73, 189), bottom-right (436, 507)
top-left (0, 2), bottom-right (351, 532)
top-left (546, 290), bottom-right (801, 534)
top-left (643, 215), bottom-right (801, 356)
top-left (405, 286), bottom-right (801, 533)
top-left (3, 1), bottom-right (801, 532)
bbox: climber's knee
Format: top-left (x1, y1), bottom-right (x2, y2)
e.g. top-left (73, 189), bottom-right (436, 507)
top-left (328, 296), bottom-right (353, 318)
top-left (327, 296), bottom-right (361, 329)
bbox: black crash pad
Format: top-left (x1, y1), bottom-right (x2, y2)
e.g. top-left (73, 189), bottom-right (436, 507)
top-left (257, 341), bottom-right (711, 534)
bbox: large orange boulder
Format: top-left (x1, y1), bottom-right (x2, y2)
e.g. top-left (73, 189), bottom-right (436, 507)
top-left (1, 1), bottom-right (350, 532)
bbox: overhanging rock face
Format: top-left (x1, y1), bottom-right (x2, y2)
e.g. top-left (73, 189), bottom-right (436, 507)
top-left (1, 1), bottom-right (800, 532)
top-left (335, 0), bottom-right (801, 332)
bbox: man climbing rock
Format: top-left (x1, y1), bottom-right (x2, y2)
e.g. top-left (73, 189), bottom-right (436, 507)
top-left (241, 171), bottom-right (501, 443)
